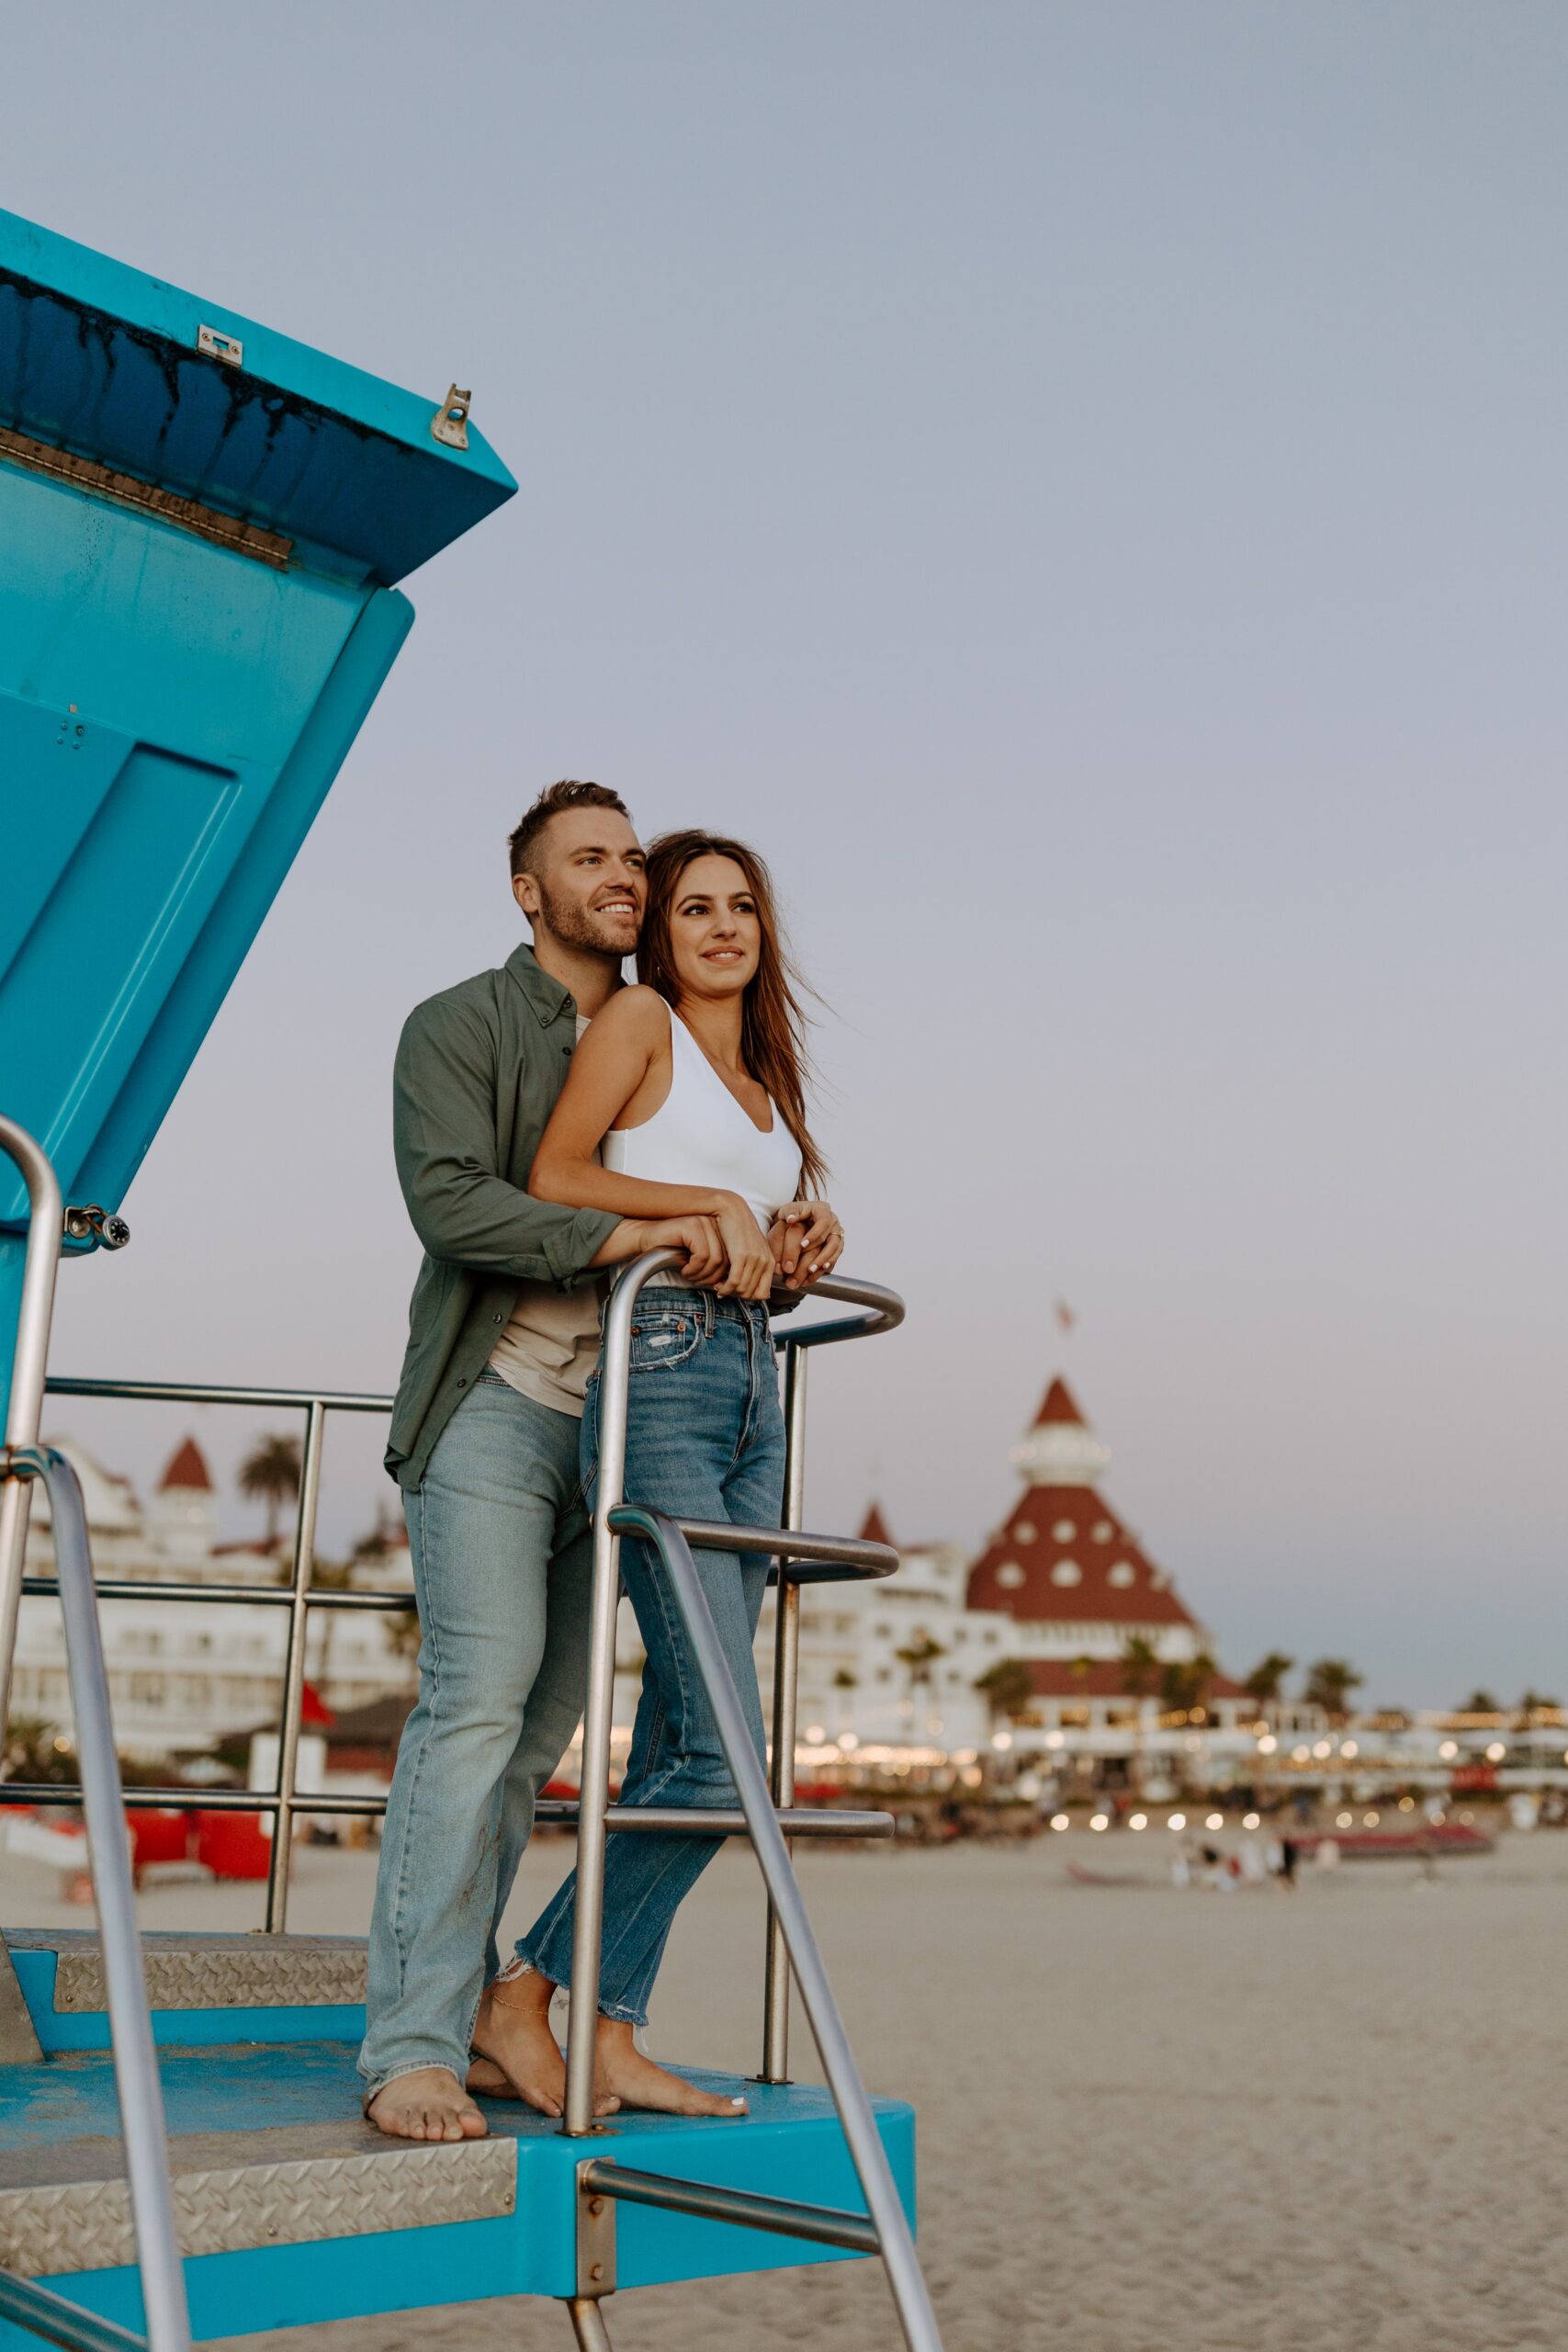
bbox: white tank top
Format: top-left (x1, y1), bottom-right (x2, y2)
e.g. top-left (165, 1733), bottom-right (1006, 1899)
top-left (604, 1002), bottom-right (801, 1234)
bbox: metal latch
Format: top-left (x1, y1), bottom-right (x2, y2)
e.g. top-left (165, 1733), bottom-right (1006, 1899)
top-left (63, 1205), bottom-right (130, 1251)
top-left (197, 323), bottom-right (244, 368)
top-left (431, 384), bottom-right (472, 451)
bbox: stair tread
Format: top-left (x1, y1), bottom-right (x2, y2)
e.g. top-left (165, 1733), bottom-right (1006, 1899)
top-left (5, 1928), bottom-right (367, 2012)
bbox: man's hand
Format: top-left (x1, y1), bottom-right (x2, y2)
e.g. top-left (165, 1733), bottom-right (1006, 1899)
top-left (768, 1201), bottom-right (845, 1291)
top-left (640, 1214), bottom-right (727, 1286)
top-left (592, 1215), bottom-right (726, 1285)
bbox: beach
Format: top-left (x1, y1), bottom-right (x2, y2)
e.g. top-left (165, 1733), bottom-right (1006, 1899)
top-left (6, 1825), bottom-right (1565, 2349)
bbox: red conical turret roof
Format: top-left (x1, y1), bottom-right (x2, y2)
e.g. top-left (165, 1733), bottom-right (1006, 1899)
top-left (1032, 1375), bottom-right (1086, 1428)
top-left (859, 1502), bottom-right (895, 1549)
top-left (159, 1438), bottom-right (212, 1493)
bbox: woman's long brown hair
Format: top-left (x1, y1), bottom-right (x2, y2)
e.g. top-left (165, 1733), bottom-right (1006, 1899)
top-left (637, 829), bottom-right (828, 1197)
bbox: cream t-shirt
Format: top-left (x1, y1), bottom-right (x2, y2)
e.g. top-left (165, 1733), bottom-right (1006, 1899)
top-left (487, 1015), bottom-right (604, 1418)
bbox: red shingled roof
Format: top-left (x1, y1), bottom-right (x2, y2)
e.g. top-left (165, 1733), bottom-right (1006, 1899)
top-left (966, 1485), bottom-right (1197, 1628)
top-left (159, 1438), bottom-right (212, 1493)
top-left (858, 1502), bottom-right (895, 1550)
top-left (1021, 1658), bottom-right (1248, 1701)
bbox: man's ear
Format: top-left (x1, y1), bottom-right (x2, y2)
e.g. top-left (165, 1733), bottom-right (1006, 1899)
top-left (512, 870), bottom-right (541, 922)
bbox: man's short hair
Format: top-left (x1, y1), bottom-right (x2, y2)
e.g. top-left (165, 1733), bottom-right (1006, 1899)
top-left (508, 781), bottom-right (630, 880)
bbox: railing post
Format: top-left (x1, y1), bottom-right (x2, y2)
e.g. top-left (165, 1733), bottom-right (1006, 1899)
top-left (760, 1340), bottom-right (807, 2083)
top-left (562, 1250), bottom-right (677, 2138)
top-left (265, 1398), bottom-right (326, 1937)
top-left (11, 1445), bottom-right (193, 2351)
top-left (0, 1114), bottom-right (65, 1738)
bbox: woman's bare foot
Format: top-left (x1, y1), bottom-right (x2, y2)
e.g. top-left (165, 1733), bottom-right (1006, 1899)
top-left (594, 2017), bottom-right (748, 2118)
top-left (471, 1968), bottom-right (619, 2120)
top-left (464, 2054), bottom-right (515, 2098)
top-left (367, 2066), bottom-right (487, 2142)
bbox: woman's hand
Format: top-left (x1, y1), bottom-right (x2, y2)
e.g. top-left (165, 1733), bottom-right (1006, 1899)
top-left (768, 1201), bottom-right (844, 1290)
top-left (712, 1193), bottom-right (776, 1302)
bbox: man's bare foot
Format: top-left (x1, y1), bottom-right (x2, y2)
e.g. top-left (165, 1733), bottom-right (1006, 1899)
top-left (367, 2066), bottom-right (487, 2142)
top-left (594, 2018), bottom-right (748, 2118)
top-left (471, 1967), bottom-right (619, 2120)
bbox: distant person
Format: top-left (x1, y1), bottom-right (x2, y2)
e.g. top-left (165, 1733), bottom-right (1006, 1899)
top-left (359, 785), bottom-right (818, 2143)
top-left (1276, 1837), bottom-right (1299, 1891)
top-left (470, 830), bottom-right (840, 2122)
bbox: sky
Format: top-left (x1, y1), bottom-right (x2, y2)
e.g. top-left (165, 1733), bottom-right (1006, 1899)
top-left (5, 3), bottom-right (1565, 1709)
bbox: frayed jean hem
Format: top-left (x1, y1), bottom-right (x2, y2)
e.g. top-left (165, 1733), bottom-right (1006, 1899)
top-left (509, 1940), bottom-right (649, 2030)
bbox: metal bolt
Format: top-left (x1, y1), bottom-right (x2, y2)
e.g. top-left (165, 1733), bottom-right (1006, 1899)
top-left (589, 2263), bottom-right (604, 2283)
top-left (589, 2198), bottom-right (604, 2218)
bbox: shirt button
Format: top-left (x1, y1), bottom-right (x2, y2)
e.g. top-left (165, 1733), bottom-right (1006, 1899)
top-left (492, 1313), bottom-right (503, 1324)
top-left (456, 1377), bottom-right (468, 1388)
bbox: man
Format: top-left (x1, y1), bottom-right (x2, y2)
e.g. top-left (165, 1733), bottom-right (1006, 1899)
top-left (360, 780), bottom-right (716, 2142)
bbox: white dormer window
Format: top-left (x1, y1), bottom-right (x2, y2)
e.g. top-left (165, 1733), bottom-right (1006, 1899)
top-left (996, 1561), bottom-right (1025, 1589)
top-left (1092, 1520), bottom-right (1113, 1543)
top-left (1052, 1518), bottom-right (1076, 1541)
top-left (1109, 1562), bottom-right (1136, 1588)
top-left (1051, 1560), bottom-right (1082, 1587)
top-left (1013, 1521), bottom-right (1036, 1543)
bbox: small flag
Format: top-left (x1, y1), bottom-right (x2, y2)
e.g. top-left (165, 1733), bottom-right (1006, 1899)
top-left (1055, 1300), bottom-right (1077, 1334)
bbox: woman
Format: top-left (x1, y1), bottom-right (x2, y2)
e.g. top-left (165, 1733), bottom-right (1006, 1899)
top-left (472, 830), bottom-right (842, 2120)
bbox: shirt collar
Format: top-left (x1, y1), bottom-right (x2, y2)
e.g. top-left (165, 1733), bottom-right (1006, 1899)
top-left (503, 940), bottom-right (575, 1027)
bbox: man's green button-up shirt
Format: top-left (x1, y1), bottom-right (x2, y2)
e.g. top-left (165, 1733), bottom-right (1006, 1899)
top-left (386, 942), bottom-right (621, 1490)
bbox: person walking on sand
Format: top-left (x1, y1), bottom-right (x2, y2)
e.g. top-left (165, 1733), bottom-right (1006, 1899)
top-left (360, 782), bottom-right (724, 2144)
top-left (469, 829), bottom-right (843, 2121)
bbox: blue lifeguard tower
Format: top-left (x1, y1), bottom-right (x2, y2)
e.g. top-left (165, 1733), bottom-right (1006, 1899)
top-left (0, 212), bottom-right (942, 2351)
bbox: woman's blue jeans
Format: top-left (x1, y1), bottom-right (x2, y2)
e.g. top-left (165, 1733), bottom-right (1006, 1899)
top-left (515, 1287), bottom-right (784, 2027)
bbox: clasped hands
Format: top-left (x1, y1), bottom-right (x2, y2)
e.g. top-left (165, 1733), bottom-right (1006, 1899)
top-left (634, 1196), bottom-right (843, 1301)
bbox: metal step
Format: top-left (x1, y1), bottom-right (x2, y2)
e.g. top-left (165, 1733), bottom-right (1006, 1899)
top-left (0, 2118), bottom-right (515, 2278)
top-left (5, 1931), bottom-right (366, 2017)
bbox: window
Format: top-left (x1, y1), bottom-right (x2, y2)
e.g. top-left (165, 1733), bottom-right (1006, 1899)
top-left (1109, 1563), bottom-right (1135, 1588)
top-left (1013, 1521), bottom-right (1036, 1543)
top-left (996, 1562), bottom-right (1025, 1589)
top-left (1053, 1519), bottom-right (1076, 1541)
top-left (1051, 1561), bottom-right (1082, 1587)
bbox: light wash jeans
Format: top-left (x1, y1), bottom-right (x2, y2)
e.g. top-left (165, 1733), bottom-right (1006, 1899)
top-left (515, 1288), bottom-right (784, 2027)
top-left (358, 1373), bottom-right (592, 2099)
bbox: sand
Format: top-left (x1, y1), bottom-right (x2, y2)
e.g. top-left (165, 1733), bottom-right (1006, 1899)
top-left (6, 1826), bottom-right (1567, 2352)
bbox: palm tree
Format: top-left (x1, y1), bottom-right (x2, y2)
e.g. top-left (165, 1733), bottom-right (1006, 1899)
top-left (1159, 1652), bottom-right (1217, 1722)
top-left (1461, 1688), bottom-right (1500, 1715)
top-left (1118, 1636), bottom-right (1160, 1789)
top-left (894, 1634), bottom-right (946, 1731)
top-left (831, 1666), bottom-right (859, 1736)
top-left (974, 1657), bottom-right (1034, 1729)
top-left (1303, 1657), bottom-right (1362, 1724)
top-left (238, 1432), bottom-right (302, 1553)
top-left (1516, 1689), bottom-right (1559, 1727)
top-left (1244, 1651), bottom-right (1295, 1725)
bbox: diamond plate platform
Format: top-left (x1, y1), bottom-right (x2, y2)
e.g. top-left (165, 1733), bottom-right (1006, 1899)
top-left (0, 2035), bottom-right (915, 2338)
top-left (0, 2119), bottom-right (514, 2277)
top-left (4, 1929), bottom-right (367, 2013)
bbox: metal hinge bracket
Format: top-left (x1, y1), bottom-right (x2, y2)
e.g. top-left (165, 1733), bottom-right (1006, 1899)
top-left (575, 2159), bottom-right (618, 2297)
top-left (431, 384), bottom-right (472, 450)
top-left (197, 323), bottom-right (244, 368)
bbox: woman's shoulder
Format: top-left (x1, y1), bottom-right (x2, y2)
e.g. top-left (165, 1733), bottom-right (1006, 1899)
top-left (587, 984), bottom-right (671, 1046)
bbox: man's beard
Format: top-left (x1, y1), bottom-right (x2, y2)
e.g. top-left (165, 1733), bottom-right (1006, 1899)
top-left (536, 881), bottom-right (639, 959)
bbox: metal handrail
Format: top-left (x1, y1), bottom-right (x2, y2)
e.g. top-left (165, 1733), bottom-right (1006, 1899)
top-left (0, 1119), bottom-right (192, 2352)
top-left (558, 1250), bottom-right (940, 2351)
top-left (604, 1505), bottom-right (942, 2352)
top-left (8, 1274), bottom-right (904, 1937)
